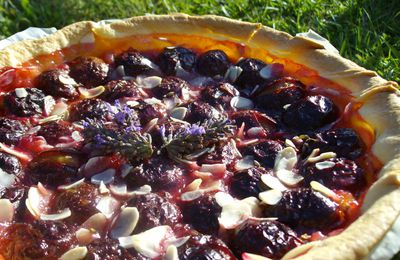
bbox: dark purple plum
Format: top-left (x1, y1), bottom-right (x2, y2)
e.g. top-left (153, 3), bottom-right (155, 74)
top-left (37, 121), bottom-right (72, 145)
top-left (300, 158), bottom-right (365, 192)
top-left (0, 118), bottom-right (27, 145)
top-left (263, 188), bottom-right (340, 230)
top-left (185, 102), bottom-right (222, 124)
top-left (196, 50), bottom-right (231, 77)
top-left (36, 69), bottom-right (80, 99)
top-left (232, 219), bottom-right (302, 259)
top-left (152, 76), bottom-right (189, 99)
top-left (158, 46), bottom-right (196, 75)
top-left (282, 95), bottom-right (337, 132)
top-left (240, 140), bottom-right (283, 169)
top-left (69, 56), bottom-right (109, 87)
top-left (69, 98), bottom-right (110, 122)
top-left (234, 58), bottom-right (267, 89)
top-left (115, 48), bottom-right (157, 76)
top-left (102, 80), bottom-right (143, 101)
top-left (127, 192), bottom-right (181, 233)
top-left (180, 194), bottom-right (221, 235)
top-left (229, 167), bottom-right (269, 199)
top-left (86, 238), bottom-right (134, 260)
top-left (4, 88), bottom-right (47, 117)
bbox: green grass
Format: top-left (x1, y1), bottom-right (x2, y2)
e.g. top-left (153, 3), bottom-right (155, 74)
top-left (0, 0), bottom-right (399, 83)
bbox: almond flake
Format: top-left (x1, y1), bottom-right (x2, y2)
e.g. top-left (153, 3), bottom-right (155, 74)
top-left (40, 208), bottom-right (71, 221)
top-left (242, 252), bottom-right (273, 260)
top-left (138, 76), bottom-right (162, 89)
top-left (315, 161), bottom-right (336, 170)
top-left (76, 228), bottom-right (96, 245)
top-left (163, 245), bottom-right (178, 260)
top-left (185, 178), bottom-right (202, 192)
top-left (170, 107), bottom-right (188, 120)
top-left (0, 168), bottom-right (16, 189)
top-left (307, 151), bottom-right (337, 163)
top-left (79, 86), bottom-right (105, 99)
top-left (310, 181), bottom-right (340, 201)
top-left (15, 88), bottom-right (28, 98)
top-left (37, 115), bottom-right (62, 124)
top-left (60, 246), bottom-right (88, 260)
top-left (259, 190), bottom-right (283, 205)
top-left (82, 213), bottom-right (108, 232)
top-left (235, 156), bottom-right (255, 171)
top-left (91, 169), bottom-right (116, 185)
top-left (224, 66), bottom-right (243, 83)
top-left (96, 196), bottom-right (120, 218)
top-left (0, 199), bottom-right (14, 222)
top-left (261, 174), bottom-right (287, 191)
top-left (58, 178), bottom-right (85, 190)
top-left (259, 65), bottom-right (273, 79)
top-left (111, 207), bottom-right (139, 238)
top-left (118, 225), bottom-right (174, 258)
top-left (230, 96), bottom-right (254, 110)
top-left (181, 190), bottom-right (204, 201)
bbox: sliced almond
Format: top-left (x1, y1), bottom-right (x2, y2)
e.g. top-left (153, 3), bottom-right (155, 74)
top-left (96, 196), bottom-right (120, 218)
top-left (40, 208), bottom-right (71, 221)
top-left (310, 181), bottom-right (340, 201)
top-left (259, 65), bottom-right (273, 79)
top-left (138, 76), bottom-right (162, 89)
top-left (224, 66), bottom-right (243, 83)
top-left (259, 190), bottom-right (283, 205)
top-left (230, 96), bottom-right (254, 110)
top-left (218, 200), bottom-right (252, 229)
top-left (76, 228), bottom-right (96, 245)
top-left (181, 190), bottom-right (204, 201)
top-left (0, 142), bottom-right (32, 162)
top-left (199, 163), bottom-right (226, 177)
top-left (242, 252), bottom-right (273, 260)
top-left (235, 156), bottom-right (255, 171)
top-left (185, 178), bottom-right (202, 192)
top-left (60, 246), bottom-right (88, 260)
top-left (261, 174), bottom-right (287, 191)
top-left (111, 207), bottom-right (139, 238)
top-left (315, 161), bottom-right (336, 170)
top-left (25, 187), bottom-right (41, 218)
top-left (0, 199), bottom-right (14, 222)
top-left (99, 181), bottom-right (110, 194)
top-left (37, 115), bottom-right (62, 124)
top-left (44, 95), bottom-right (55, 115)
top-left (0, 169), bottom-right (16, 189)
top-left (165, 236), bottom-right (190, 248)
top-left (15, 87), bottom-right (28, 98)
top-left (78, 85), bottom-right (105, 99)
top-left (82, 212), bottom-right (108, 232)
top-left (163, 245), bottom-right (178, 260)
top-left (58, 178), bottom-right (85, 190)
top-left (91, 168), bottom-right (116, 185)
top-left (142, 118), bottom-right (159, 133)
top-left (170, 107), bottom-right (188, 120)
top-left (118, 225), bottom-right (174, 258)
top-left (215, 192), bottom-right (235, 207)
top-left (276, 170), bottom-right (304, 186)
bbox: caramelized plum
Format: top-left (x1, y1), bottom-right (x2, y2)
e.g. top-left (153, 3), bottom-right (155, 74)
top-left (302, 128), bottom-right (363, 159)
top-left (282, 95), bottom-right (337, 132)
top-left (103, 80), bottom-right (142, 101)
top-left (234, 58), bottom-right (267, 89)
top-left (255, 77), bottom-right (306, 111)
top-left (300, 158), bottom-right (365, 192)
top-left (232, 219), bottom-right (302, 259)
top-left (0, 117), bottom-right (27, 145)
top-left (86, 238), bottom-right (134, 260)
top-left (69, 98), bottom-right (110, 122)
top-left (125, 156), bottom-right (184, 191)
top-left (181, 194), bottom-right (222, 235)
top-left (240, 140), bottom-right (283, 169)
top-left (196, 50), bottom-right (231, 77)
top-left (127, 192), bottom-right (181, 233)
top-left (37, 121), bottom-right (72, 145)
top-left (25, 149), bottom-right (82, 187)
top-left (229, 167), bottom-right (267, 199)
top-left (185, 102), bottom-right (222, 124)
top-left (152, 76), bottom-right (189, 99)
top-left (69, 56), bottom-right (109, 87)
top-left (36, 69), bottom-right (80, 99)
top-left (158, 46), bottom-right (196, 75)
top-left (4, 87), bottom-right (48, 117)
top-left (115, 48), bottom-right (157, 76)
top-left (52, 182), bottom-right (100, 224)
top-left (263, 188), bottom-right (340, 230)
top-left (201, 82), bottom-right (239, 109)
top-left (0, 152), bottom-right (22, 175)
top-left (178, 234), bottom-right (236, 260)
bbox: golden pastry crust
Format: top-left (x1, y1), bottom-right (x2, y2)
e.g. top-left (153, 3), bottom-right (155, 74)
top-left (0, 14), bottom-right (399, 259)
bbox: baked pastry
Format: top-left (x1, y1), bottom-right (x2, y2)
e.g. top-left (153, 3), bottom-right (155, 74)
top-left (0, 14), bottom-right (398, 260)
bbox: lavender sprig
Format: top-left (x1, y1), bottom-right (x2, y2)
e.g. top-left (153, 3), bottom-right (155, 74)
top-left (162, 117), bottom-right (235, 163)
top-left (83, 119), bottom-right (152, 163)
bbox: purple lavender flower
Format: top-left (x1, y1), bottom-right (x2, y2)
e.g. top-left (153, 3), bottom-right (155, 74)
top-left (187, 124), bottom-right (206, 135)
top-left (94, 134), bottom-right (107, 145)
top-left (160, 125), bottom-right (166, 138)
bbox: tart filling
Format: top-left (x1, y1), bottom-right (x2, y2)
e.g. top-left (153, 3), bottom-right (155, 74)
top-left (0, 15), bottom-right (397, 260)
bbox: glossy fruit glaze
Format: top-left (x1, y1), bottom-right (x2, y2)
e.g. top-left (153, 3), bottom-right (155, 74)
top-left (0, 32), bottom-right (382, 260)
